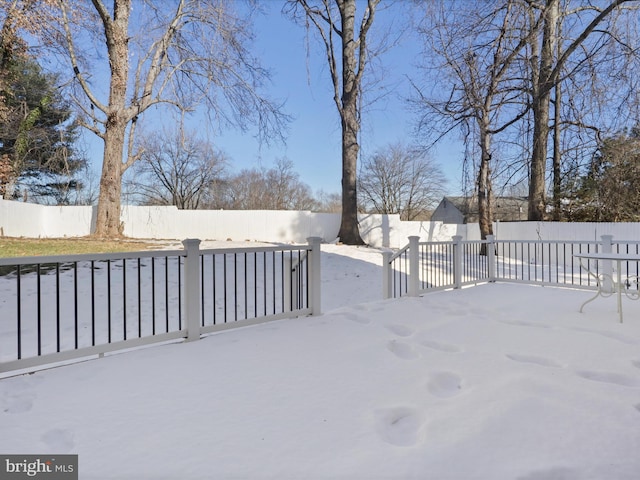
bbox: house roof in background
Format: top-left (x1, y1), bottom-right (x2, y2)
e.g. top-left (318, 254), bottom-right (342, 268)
top-left (438, 196), bottom-right (528, 222)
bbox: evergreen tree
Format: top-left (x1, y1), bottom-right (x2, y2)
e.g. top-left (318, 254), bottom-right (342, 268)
top-left (0, 54), bottom-right (86, 203)
top-left (563, 128), bottom-right (640, 221)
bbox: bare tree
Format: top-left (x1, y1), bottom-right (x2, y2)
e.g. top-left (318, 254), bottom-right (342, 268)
top-left (526, 0), bottom-right (637, 220)
top-left (358, 142), bottom-right (446, 220)
top-left (285, 0), bottom-right (381, 245)
top-left (548, 25), bottom-right (640, 220)
top-left (224, 158), bottom-right (318, 211)
top-left (43, 1), bottom-right (287, 236)
top-left (413, 1), bottom-right (534, 239)
top-left (315, 190), bottom-right (342, 213)
top-left (414, 0), bottom-right (640, 226)
top-left (127, 128), bottom-right (227, 210)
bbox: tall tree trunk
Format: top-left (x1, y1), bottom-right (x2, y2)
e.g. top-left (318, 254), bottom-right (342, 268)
top-left (93, 0), bottom-right (131, 238)
top-left (339, 105), bottom-right (363, 244)
top-left (552, 78), bottom-right (562, 221)
top-left (337, 0), bottom-right (365, 245)
top-left (478, 129), bottom-right (493, 241)
top-left (528, 0), bottom-right (558, 221)
top-left (95, 117), bottom-right (125, 237)
top-left (551, 10), bottom-right (563, 222)
top-left (477, 123), bottom-right (493, 256)
top-left (529, 94), bottom-right (550, 220)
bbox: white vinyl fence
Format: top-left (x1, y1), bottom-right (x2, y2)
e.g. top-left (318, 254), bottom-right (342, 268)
top-left (0, 198), bottom-right (464, 248)
top-left (5, 198), bottom-right (640, 247)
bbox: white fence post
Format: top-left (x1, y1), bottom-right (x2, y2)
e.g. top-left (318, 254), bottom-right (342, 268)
top-left (382, 251), bottom-right (393, 299)
top-left (600, 234), bottom-right (614, 293)
top-left (182, 238), bottom-right (201, 342)
top-left (486, 235), bottom-right (496, 282)
top-left (307, 237), bottom-right (322, 315)
top-left (453, 235), bottom-right (463, 289)
top-left (408, 236), bottom-right (420, 296)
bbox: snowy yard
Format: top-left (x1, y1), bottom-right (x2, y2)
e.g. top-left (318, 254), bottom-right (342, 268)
top-left (2, 244), bottom-right (640, 479)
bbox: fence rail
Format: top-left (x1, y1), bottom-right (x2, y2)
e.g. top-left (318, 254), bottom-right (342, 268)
top-left (383, 234), bottom-right (640, 298)
top-left (0, 238), bottom-right (322, 374)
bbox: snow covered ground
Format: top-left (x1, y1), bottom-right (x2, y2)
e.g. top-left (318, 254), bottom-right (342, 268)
top-left (2, 244), bottom-right (640, 479)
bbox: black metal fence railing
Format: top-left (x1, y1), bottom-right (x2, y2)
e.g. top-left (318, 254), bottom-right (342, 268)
top-left (494, 240), bottom-right (602, 287)
top-left (383, 235), bottom-right (640, 299)
top-left (1, 252), bottom-right (185, 365)
top-left (419, 242), bottom-right (455, 291)
top-left (197, 246), bottom-right (311, 334)
top-left (384, 244), bottom-right (410, 298)
top-left (0, 238), bottom-right (322, 374)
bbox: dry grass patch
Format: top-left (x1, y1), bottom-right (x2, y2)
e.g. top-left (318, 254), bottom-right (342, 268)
top-left (0, 237), bottom-right (167, 258)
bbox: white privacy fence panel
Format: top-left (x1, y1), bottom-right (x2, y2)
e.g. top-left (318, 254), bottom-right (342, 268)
top-left (5, 197), bottom-right (640, 247)
top-left (0, 199), bottom-right (467, 247)
top-left (494, 221), bottom-right (640, 242)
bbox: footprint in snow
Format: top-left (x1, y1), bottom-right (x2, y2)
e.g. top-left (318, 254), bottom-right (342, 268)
top-left (359, 303), bottom-right (385, 313)
top-left (632, 360), bottom-right (640, 370)
top-left (385, 324), bottom-right (414, 337)
top-left (387, 340), bottom-right (420, 360)
top-left (427, 371), bottom-right (463, 398)
top-left (505, 353), bottom-right (564, 368)
top-left (418, 302), bottom-right (447, 313)
top-left (41, 428), bottom-right (75, 453)
top-left (575, 370), bottom-right (640, 388)
top-left (634, 403), bottom-right (640, 413)
top-left (419, 339), bottom-right (463, 353)
top-left (374, 407), bottom-right (423, 447)
top-left (1, 392), bottom-right (36, 414)
top-left (342, 311), bottom-right (370, 325)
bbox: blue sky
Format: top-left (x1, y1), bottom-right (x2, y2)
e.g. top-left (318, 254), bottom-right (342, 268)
top-left (203, 2), bottom-right (464, 196)
top-left (82, 2), bottom-right (465, 197)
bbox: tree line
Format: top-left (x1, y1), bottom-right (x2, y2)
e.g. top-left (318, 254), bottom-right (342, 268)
top-left (124, 128), bottom-right (443, 219)
top-left (1, 1), bottom-right (640, 243)
top-left (413, 0), bottom-right (640, 239)
top-left (124, 129), bottom-right (332, 212)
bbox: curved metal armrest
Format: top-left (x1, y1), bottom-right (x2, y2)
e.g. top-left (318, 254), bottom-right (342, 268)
top-left (578, 257), bottom-right (615, 297)
top-left (623, 276), bottom-right (640, 300)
